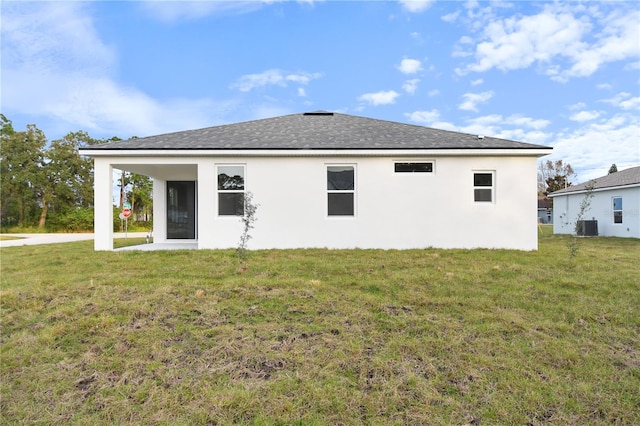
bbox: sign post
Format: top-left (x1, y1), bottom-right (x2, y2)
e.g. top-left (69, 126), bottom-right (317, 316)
top-left (122, 202), bottom-right (131, 238)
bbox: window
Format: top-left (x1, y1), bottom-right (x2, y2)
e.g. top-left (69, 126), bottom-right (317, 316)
top-left (395, 162), bottom-right (433, 173)
top-left (218, 165), bottom-right (245, 215)
top-left (474, 172), bottom-right (494, 202)
top-left (327, 165), bottom-right (355, 216)
top-left (613, 197), bottom-right (622, 224)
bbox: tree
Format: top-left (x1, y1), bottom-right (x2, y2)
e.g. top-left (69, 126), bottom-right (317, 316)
top-left (0, 116), bottom-right (47, 227)
top-left (538, 159), bottom-right (575, 194)
top-left (1, 115), bottom-right (106, 230)
top-left (38, 131), bottom-right (99, 228)
top-left (126, 173), bottom-right (153, 222)
top-left (608, 164), bottom-right (618, 174)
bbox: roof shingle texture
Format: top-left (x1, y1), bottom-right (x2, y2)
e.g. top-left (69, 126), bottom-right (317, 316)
top-left (86, 112), bottom-right (551, 151)
top-left (550, 166), bottom-right (640, 195)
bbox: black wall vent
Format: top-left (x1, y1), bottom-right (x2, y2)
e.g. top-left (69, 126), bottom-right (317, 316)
top-left (304, 111), bottom-right (334, 116)
top-left (576, 220), bottom-right (598, 236)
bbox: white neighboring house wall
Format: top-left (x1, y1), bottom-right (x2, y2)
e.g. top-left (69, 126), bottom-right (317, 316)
top-left (91, 152), bottom-right (542, 251)
top-left (552, 186), bottom-right (640, 238)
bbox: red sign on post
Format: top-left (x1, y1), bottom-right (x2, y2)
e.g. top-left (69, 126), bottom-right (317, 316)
top-left (122, 209), bottom-right (131, 218)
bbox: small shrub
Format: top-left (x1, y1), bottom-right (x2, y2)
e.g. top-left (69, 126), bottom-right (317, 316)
top-left (236, 191), bottom-right (259, 263)
top-left (567, 180), bottom-right (595, 259)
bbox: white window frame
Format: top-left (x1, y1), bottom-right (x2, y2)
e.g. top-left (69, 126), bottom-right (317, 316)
top-left (473, 171), bottom-right (495, 203)
top-left (326, 164), bottom-right (356, 217)
top-left (217, 164), bottom-right (246, 216)
top-left (613, 196), bottom-right (623, 224)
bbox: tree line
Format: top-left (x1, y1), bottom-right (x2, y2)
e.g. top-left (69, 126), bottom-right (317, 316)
top-left (0, 115), bottom-right (151, 232)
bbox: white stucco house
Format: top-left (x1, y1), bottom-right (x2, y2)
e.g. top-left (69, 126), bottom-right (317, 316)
top-left (548, 166), bottom-right (640, 238)
top-left (80, 112), bottom-right (552, 251)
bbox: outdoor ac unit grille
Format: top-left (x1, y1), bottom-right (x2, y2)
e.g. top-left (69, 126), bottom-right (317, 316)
top-left (576, 220), bottom-right (598, 236)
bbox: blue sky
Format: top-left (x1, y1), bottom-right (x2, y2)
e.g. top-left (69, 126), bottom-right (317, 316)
top-left (2, 0), bottom-right (639, 182)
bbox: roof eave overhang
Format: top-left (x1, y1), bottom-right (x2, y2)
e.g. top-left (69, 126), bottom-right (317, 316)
top-left (81, 147), bottom-right (553, 158)
top-left (548, 182), bottom-right (640, 197)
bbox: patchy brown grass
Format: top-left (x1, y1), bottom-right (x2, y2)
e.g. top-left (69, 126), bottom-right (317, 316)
top-left (1, 229), bottom-right (639, 424)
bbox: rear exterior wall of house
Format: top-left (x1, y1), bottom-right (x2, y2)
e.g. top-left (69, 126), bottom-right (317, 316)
top-left (95, 154), bottom-right (540, 250)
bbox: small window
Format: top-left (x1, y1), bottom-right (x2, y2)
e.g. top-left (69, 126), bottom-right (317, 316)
top-left (327, 166), bottom-right (355, 216)
top-left (218, 165), bottom-right (245, 215)
top-left (474, 172), bottom-right (494, 202)
top-left (395, 162), bottom-right (433, 173)
top-left (613, 197), bottom-right (622, 224)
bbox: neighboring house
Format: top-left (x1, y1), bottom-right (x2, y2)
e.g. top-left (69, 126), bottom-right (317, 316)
top-left (80, 112), bottom-right (552, 251)
top-left (538, 195), bottom-right (553, 224)
top-left (548, 166), bottom-right (640, 238)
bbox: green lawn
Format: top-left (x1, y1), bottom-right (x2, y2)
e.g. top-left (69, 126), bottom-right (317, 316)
top-left (1, 229), bottom-right (639, 425)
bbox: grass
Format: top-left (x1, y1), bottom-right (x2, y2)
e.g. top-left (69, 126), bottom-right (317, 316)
top-left (113, 237), bottom-right (150, 249)
top-left (1, 227), bottom-right (639, 425)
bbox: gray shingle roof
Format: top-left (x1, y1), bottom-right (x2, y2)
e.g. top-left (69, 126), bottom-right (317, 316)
top-left (550, 166), bottom-right (640, 195)
top-left (84, 112), bottom-right (551, 151)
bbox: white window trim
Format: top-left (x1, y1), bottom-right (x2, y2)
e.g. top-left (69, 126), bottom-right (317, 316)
top-left (216, 164), bottom-right (246, 217)
top-left (326, 163), bottom-right (357, 218)
top-left (473, 170), bottom-right (496, 203)
top-left (612, 196), bottom-right (623, 224)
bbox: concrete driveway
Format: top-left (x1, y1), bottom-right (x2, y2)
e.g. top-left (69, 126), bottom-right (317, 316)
top-left (0, 232), bottom-right (148, 248)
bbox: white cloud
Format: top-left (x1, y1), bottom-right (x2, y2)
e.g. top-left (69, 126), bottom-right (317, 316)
top-left (298, 88), bottom-right (307, 97)
top-left (399, 1), bottom-right (435, 13)
top-left (441, 11), bottom-right (460, 23)
top-left (504, 115), bottom-right (552, 130)
top-left (139, 1), bottom-right (266, 22)
top-left (397, 58), bottom-right (423, 74)
top-left (459, 36), bottom-right (474, 44)
top-left (570, 110), bottom-right (601, 122)
top-left (466, 7), bottom-right (589, 74)
top-left (2, 2), bottom-right (116, 75)
top-left (406, 110), bottom-right (457, 130)
top-left (471, 78), bottom-right (484, 86)
top-left (405, 109), bottom-right (440, 124)
top-left (458, 114), bottom-right (553, 145)
top-left (1, 2), bottom-right (235, 138)
top-left (402, 79), bottom-right (420, 94)
top-left (428, 89), bottom-right (440, 97)
top-left (405, 111), bottom-right (552, 143)
top-left (458, 91), bottom-right (494, 112)
top-left (569, 102), bottom-right (586, 111)
top-left (358, 90), bottom-right (400, 106)
top-left (619, 97), bottom-right (640, 110)
top-left (625, 60), bottom-right (640, 71)
top-left (464, 114), bottom-right (551, 130)
top-left (452, 36), bottom-right (475, 58)
top-left (556, 10), bottom-right (640, 81)
top-left (456, 4), bottom-right (640, 81)
top-left (230, 69), bottom-right (322, 92)
top-left (547, 114), bottom-right (640, 181)
top-left (286, 72), bottom-right (323, 84)
top-left (601, 92), bottom-right (640, 110)
top-left (5, 67), bottom-right (235, 137)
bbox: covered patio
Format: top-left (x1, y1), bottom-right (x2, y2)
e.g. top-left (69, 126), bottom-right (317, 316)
top-left (92, 157), bottom-right (205, 251)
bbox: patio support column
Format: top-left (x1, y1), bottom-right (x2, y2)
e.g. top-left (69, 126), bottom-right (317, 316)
top-left (197, 160), bottom-right (216, 249)
top-left (152, 179), bottom-right (167, 244)
top-left (94, 158), bottom-right (113, 250)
